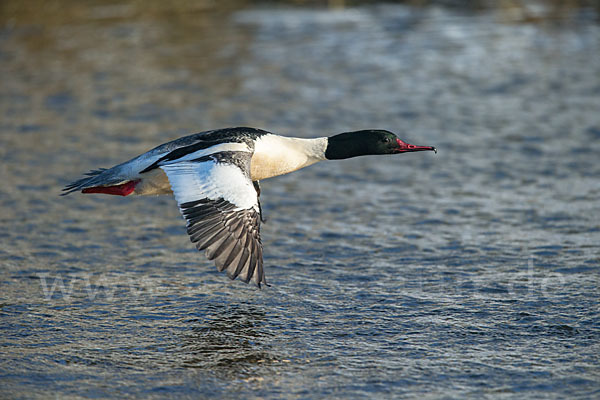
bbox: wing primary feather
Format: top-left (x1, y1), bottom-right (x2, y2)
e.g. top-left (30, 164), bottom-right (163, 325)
top-left (187, 215), bottom-right (225, 235)
top-left (209, 235), bottom-right (236, 266)
top-left (189, 224), bottom-right (224, 244)
top-left (225, 248), bottom-right (246, 280)
top-left (254, 244), bottom-right (265, 287)
top-left (194, 225), bottom-right (228, 251)
top-left (214, 239), bottom-right (241, 273)
top-left (204, 233), bottom-right (231, 261)
top-left (231, 240), bottom-right (251, 280)
top-left (241, 238), bottom-right (258, 284)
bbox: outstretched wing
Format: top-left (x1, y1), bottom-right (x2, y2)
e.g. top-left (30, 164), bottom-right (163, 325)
top-left (160, 151), bottom-right (266, 287)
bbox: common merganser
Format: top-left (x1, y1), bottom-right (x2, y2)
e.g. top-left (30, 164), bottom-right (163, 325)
top-left (63, 127), bottom-right (436, 287)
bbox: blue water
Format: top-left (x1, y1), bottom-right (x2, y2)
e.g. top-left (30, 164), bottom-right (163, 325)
top-left (1, 1), bottom-right (599, 398)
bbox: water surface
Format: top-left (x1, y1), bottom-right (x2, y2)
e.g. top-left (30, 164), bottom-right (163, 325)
top-left (1, 1), bottom-right (599, 398)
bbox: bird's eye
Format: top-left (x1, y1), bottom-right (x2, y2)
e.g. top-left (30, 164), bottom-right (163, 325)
top-left (383, 137), bottom-right (391, 143)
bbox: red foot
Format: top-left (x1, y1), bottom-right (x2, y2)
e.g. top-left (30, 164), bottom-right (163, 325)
top-left (82, 180), bottom-right (140, 196)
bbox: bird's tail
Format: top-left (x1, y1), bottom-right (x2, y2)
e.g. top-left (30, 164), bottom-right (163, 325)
top-left (61, 167), bottom-right (133, 196)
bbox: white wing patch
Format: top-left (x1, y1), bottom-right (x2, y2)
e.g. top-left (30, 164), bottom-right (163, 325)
top-left (160, 159), bottom-right (257, 211)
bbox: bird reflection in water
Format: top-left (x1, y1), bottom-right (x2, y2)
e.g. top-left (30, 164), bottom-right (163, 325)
top-left (178, 303), bottom-right (277, 378)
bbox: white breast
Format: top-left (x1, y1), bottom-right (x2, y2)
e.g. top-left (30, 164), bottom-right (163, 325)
top-left (251, 134), bottom-right (328, 181)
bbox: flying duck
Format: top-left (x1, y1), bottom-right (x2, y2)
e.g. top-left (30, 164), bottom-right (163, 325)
top-left (62, 127), bottom-right (436, 287)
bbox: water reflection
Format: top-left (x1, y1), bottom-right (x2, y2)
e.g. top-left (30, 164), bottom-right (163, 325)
top-left (180, 303), bottom-right (275, 376)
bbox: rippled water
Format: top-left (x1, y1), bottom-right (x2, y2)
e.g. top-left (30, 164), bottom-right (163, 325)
top-left (1, 1), bottom-right (599, 399)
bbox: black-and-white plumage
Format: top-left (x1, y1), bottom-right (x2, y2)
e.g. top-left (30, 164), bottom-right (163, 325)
top-left (160, 151), bottom-right (265, 286)
top-left (63, 127), bottom-right (436, 288)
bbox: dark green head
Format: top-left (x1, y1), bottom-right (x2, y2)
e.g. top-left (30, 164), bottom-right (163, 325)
top-left (325, 129), bottom-right (436, 160)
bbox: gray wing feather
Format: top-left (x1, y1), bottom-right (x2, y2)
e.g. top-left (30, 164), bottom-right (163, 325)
top-left (180, 198), bottom-right (265, 287)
